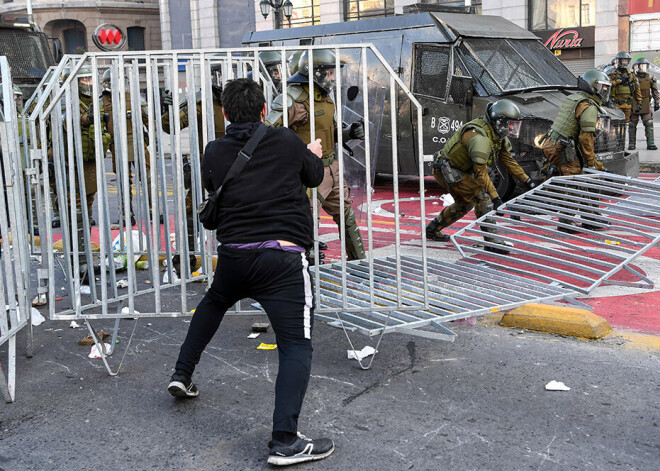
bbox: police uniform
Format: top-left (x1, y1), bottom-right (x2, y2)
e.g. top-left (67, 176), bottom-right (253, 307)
top-left (608, 68), bottom-right (642, 122)
top-left (266, 83), bottom-right (366, 261)
top-left (161, 91), bottom-right (225, 271)
top-left (630, 72), bottom-right (660, 149)
top-left (430, 118), bottom-right (530, 236)
top-left (101, 90), bottom-right (152, 219)
top-left (542, 91), bottom-right (606, 175)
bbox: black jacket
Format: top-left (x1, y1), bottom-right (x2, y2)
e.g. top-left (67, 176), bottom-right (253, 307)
top-left (202, 121), bottom-right (324, 250)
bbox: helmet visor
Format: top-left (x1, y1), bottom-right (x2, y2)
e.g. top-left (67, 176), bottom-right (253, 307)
top-left (594, 80), bottom-right (611, 102)
top-left (315, 66), bottom-right (335, 92)
top-left (505, 119), bottom-right (522, 138)
top-left (618, 58), bottom-right (630, 68)
top-left (638, 63), bottom-right (648, 74)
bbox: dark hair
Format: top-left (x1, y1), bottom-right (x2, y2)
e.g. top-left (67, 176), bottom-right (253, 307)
top-left (221, 78), bottom-right (265, 124)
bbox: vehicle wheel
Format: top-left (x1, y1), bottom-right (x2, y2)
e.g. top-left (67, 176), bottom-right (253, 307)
top-left (489, 159), bottom-right (516, 201)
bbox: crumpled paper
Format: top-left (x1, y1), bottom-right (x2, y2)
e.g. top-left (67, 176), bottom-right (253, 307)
top-left (545, 380), bottom-right (570, 391)
top-left (347, 346), bottom-right (377, 361)
top-left (88, 343), bottom-right (112, 359)
top-left (31, 308), bottom-right (46, 326)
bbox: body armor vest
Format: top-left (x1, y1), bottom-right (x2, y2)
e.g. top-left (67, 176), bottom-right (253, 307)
top-left (610, 69), bottom-right (635, 103)
top-left (550, 92), bottom-right (598, 141)
top-left (443, 118), bottom-right (501, 171)
top-left (80, 96), bottom-right (111, 161)
top-left (291, 84), bottom-right (336, 157)
top-left (636, 73), bottom-right (653, 115)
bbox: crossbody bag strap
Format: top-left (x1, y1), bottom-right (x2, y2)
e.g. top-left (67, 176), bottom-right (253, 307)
top-left (213, 123), bottom-right (268, 197)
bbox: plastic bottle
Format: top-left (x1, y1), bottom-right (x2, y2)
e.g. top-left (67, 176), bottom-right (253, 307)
top-left (135, 260), bottom-right (149, 270)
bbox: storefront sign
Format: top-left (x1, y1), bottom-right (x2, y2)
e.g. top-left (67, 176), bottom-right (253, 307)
top-left (534, 27), bottom-right (595, 51)
top-left (629, 0), bottom-right (660, 15)
top-left (92, 24), bottom-right (126, 52)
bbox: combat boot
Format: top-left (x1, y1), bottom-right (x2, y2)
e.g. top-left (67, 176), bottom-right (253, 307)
top-left (628, 122), bottom-right (637, 150)
top-left (334, 208), bottom-right (366, 261)
top-left (425, 217), bottom-right (450, 242)
top-left (644, 120), bottom-right (657, 150)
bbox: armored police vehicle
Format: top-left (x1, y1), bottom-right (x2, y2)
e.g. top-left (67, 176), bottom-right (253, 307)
top-left (244, 11), bottom-right (636, 200)
top-left (0, 14), bottom-right (57, 97)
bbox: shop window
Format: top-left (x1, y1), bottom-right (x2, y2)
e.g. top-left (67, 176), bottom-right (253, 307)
top-left (127, 26), bottom-right (145, 51)
top-left (344, 0), bottom-right (395, 22)
top-left (413, 45), bottom-right (450, 100)
top-left (531, 0), bottom-right (595, 31)
top-left (277, 0), bottom-right (320, 28)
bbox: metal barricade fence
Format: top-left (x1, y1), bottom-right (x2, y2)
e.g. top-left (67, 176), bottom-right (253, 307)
top-left (0, 56), bottom-right (33, 403)
top-left (24, 46), bottom-right (434, 371)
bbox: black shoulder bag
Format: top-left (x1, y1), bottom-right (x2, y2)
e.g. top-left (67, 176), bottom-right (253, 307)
top-left (197, 123), bottom-right (268, 230)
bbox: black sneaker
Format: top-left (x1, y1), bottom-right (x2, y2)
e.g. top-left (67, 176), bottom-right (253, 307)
top-left (267, 432), bottom-right (335, 466)
top-left (168, 372), bottom-right (199, 398)
top-left (317, 241), bottom-right (328, 251)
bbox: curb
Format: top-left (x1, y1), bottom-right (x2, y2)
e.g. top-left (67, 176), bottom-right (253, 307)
top-left (639, 162), bottom-right (660, 173)
top-left (500, 303), bottom-right (612, 340)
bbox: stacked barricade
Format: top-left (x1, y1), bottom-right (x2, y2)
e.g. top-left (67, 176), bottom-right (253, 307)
top-left (23, 46), bottom-right (437, 372)
top-left (0, 56), bottom-right (33, 403)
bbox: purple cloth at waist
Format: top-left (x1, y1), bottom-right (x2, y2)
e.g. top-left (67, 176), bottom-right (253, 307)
top-left (223, 240), bottom-right (305, 253)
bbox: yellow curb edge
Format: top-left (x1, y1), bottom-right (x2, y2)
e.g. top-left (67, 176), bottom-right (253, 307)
top-left (500, 303), bottom-right (612, 340)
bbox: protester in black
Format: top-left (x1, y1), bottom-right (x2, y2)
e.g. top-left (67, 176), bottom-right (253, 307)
top-left (168, 78), bottom-right (334, 466)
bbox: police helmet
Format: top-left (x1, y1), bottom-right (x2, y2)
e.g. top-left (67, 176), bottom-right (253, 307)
top-left (102, 69), bottom-right (112, 92)
top-left (616, 51), bottom-right (632, 70)
top-left (633, 57), bottom-right (650, 74)
top-left (288, 49), bottom-right (338, 93)
top-left (577, 70), bottom-right (611, 102)
top-left (603, 65), bottom-right (615, 76)
top-left (485, 99), bottom-right (522, 139)
top-left (62, 65), bottom-right (95, 97)
top-left (287, 50), bottom-right (303, 76)
top-left (259, 51), bottom-right (282, 88)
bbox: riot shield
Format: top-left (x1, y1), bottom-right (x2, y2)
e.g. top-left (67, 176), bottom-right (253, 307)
top-left (339, 53), bottom-right (386, 224)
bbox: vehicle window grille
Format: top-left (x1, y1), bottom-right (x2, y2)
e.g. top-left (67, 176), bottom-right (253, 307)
top-left (459, 43), bottom-right (500, 95)
top-left (508, 40), bottom-right (577, 86)
top-left (463, 39), bottom-right (544, 92)
top-left (448, 76), bottom-right (471, 104)
top-left (0, 29), bottom-right (50, 82)
top-left (595, 119), bottom-right (626, 153)
top-left (413, 46), bottom-right (449, 99)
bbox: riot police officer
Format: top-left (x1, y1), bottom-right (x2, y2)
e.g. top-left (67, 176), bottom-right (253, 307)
top-left (161, 71), bottom-right (225, 273)
top-left (541, 70), bottom-right (611, 233)
top-left (101, 69), bottom-right (151, 224)
top-left (608, 51), bottom-right (642, 143)
top-left (426, 100), bottom-right (535, 254)
top-left (266, 49), bottom-right (366, 261)
top-left (541, 70), bottom-right (610, 176)
top-left (630, 57), bottom-right (660, 150)
top-left (259, 50), bottom-right (283, 92)
top-left (60, 66), bottom-right (111, 282)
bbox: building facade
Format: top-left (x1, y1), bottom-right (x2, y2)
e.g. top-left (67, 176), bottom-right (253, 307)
top-left (483, 0), bottom-right (660, 75)
top-left (0, 1), bottom-right (162, 54)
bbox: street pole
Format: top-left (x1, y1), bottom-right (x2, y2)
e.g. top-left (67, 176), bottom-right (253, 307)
top-left (26, 0), bottom-right (33, 16)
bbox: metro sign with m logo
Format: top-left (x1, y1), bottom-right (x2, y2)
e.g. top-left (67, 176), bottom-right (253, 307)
top-left (92, 24), bottom-right (126, 51)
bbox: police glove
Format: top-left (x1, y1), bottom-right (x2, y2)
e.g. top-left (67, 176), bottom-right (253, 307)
top-left (182, 156), bottom-right (192, 189)
top-left (162, 90), bottom-right (173, 106)
top-left (349, 120), bottom-right (365, 140)
top-left (492, 196), bottom-right (503, 211)
top-left (655, 102), bottom-right (660, 112)
top-left (636, 102), bottom-right (643, 113)
top-left (103, 113), bottom-right (110, 126)
top-left (524, 177), bottom-right (542, 190)
top-left (86, 103), bottom-right (94, 122)
top-left (620, 75), bottom-right (630, 86)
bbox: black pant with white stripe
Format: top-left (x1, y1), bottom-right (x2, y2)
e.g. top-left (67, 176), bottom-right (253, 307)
top-left (174, 245), bottom-right (314, 435)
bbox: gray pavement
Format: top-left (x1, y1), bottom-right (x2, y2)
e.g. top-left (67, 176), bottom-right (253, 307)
top-left (1, 311), bottom-right (658, 470)
top-left (633, 113), bottom-right (660, 170)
